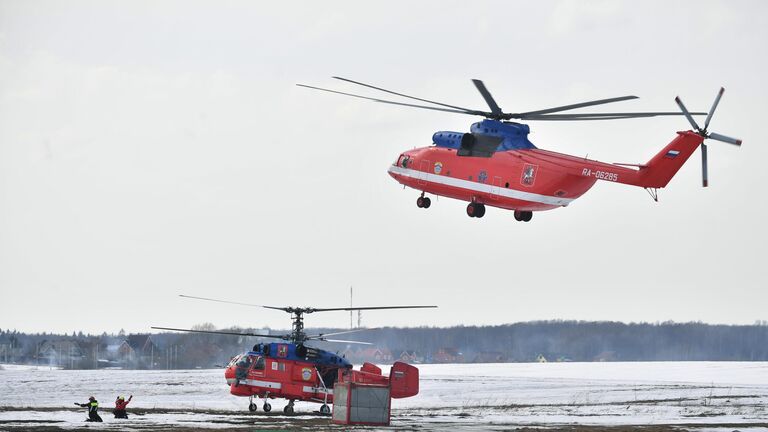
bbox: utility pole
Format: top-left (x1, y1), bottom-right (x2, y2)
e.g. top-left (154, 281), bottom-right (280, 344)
top-left (350, 286), bottom-right (353, 329)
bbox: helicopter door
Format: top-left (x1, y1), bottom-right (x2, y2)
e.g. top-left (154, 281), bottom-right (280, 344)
top-left (491, 176), bottom-right (502, 200)
top-left (418, 160), bottom-right (430, 185)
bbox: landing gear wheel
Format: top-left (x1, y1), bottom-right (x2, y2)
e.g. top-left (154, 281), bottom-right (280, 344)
top-left (320, 404), bottom-right (331, 415)
top-left (466, 203), bottom-right (477, 217)
top-left (514, 210), bottom-right (532, 222)
top-left (248, 403), bottom-right (257, 412)
top-left (522, 211), bottom-right (533, 222)
top-left (475, 203), bottom-right (485, 218)
top-left (467, 203), bottom-right (484, 218)
top-left (422, 197), bottom-right (431, 208)
top-left (263, 402), bottom-right (271, 412)
top-left (416, 196), bottom-right (425, 208)
top-left (283, 404), bottom-right (294, 414)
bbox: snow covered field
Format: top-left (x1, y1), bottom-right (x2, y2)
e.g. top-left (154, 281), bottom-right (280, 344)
top-left (1, 362), bottom-right (767, 431)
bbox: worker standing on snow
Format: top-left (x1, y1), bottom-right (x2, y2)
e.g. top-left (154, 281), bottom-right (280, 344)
top-left (75, 396), bottom-right (103, 422)
top-left (113, 394), bottom-right (133, 418)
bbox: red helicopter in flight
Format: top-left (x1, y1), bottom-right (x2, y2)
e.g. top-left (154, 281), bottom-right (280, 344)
top-left (298, 78), bottom-right (741, 221)
top-left (153, 295), bottom-right (434, 414)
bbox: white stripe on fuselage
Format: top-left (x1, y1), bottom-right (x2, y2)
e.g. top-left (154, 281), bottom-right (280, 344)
top-left (229, 378), bottom-right (282, 389)
top-left (226, 378), bottom-right (330, 395)
top-left (388, 165), bottom-right (573, 207)
top-left (302, 386), bottom-right (333, 395)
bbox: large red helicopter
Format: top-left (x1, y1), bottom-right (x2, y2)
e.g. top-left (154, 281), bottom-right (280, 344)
top-left (298, 78), bottom-right (741, 221)
top-left (153, 295), bottom-right (434, 414)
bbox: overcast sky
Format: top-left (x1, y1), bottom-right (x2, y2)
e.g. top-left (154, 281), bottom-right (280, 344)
top-left (1, 1), bottom-right (766, 334)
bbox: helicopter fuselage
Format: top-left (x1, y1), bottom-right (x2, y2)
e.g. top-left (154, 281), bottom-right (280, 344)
top-left (389, 120), bottom-right (704, 215)
top-left (225, 342), bottom-right (353, 405)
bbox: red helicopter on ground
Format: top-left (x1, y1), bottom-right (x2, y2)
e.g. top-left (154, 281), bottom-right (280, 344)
top-left (298, 78), bottom-right (741, 221)
top-left (153, 295), bottom-right (434, 414)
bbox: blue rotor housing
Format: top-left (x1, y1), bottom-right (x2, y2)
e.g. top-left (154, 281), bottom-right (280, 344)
top-left (432, 119), bottom-right (536, 152)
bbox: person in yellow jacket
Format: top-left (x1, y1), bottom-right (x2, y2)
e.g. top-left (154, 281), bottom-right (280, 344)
top-left (75, 396), bottom-right (103, 422)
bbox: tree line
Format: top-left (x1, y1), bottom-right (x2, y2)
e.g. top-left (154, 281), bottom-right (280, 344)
top-left (1, 320), bottom-right (767, 369)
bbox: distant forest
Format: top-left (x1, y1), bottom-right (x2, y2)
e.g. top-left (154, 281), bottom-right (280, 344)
top-left (2, 320), bottom-right (767, 369)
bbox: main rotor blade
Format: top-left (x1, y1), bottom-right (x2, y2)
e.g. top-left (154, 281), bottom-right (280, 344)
top-left (674, 96), bottom-right (701, 131)
top-left (332, 76), bottom-right (480, 113)
top-left (532, 112), bottom-right (706, 117)
top-left (516, 95), bottom-right (639, 117)
top-left (519, 115), bottom-right (652, 121)
top-left (307, 305), bottom-right (438, 313)
top-left (704, 87), bottom-right (725, 130)
top-left (472, 79), bottom-right (502, 116)
top-left (151, 326), bottom-right (287, 339)
top-left (297, 84), bottom-right (485, 116)
top-left (319, 338), bottom-right (373, 345)
top-left (307, 328), bottom-right (380, 338)
top-left (179, 294), bottom-right (280, 310)
top-left (701, 143), bottom-right (709, 187)
top-left (707, 132), bottom-right (742, 146)
top-left (521, 112), bottom-right (707, 121)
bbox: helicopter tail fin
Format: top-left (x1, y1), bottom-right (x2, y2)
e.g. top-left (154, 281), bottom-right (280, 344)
top-left (637, 131), bottom-right (704, 188)
top-left (389, 361), bottom-right (419, 398)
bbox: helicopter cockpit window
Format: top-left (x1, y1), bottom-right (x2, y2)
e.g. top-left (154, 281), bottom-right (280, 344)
top-left (253, 356), bottom-right (265, 371)
top-left (227, 355), bottom-right (241, 368)
top-left (398, 154), bottom-right (410, 168)
top-left (236, 355), bottom-right (252, 369)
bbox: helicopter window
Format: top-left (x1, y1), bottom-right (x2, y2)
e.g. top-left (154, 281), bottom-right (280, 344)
top-left (253, 356), bottom-right (265, 371)
top-left (458, 133), bottom-right (502, 158)
top-left (236, 355), bottom-right (252, 368)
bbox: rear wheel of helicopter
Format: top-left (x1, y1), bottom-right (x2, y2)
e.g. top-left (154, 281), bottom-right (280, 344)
top-left (422, 197), bottom-right (431, 208)
top-left (248, 403), bottom-right (257, 412)
top-left (522, 211), bottom-right (533, 222)
top-left (416, 196), bottom-right (424, 208)
top-left (283, 404), bottom-right (294, 414)
top-left (466, 203), bottom-right (477, 217)
top-left (320, 404), bottom-right (331, 415)
top-left (475, 203), bottom-right (485, 218)
top-left (263, 402), bottom-right (271, 412)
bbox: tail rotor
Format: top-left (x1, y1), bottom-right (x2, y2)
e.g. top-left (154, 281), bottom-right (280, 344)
top-left (675, 87), bottom-right (742, 187)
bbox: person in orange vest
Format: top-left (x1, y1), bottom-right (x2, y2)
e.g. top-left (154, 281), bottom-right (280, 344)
top-left (113, 395), bottom-right (133, 419)
top-left (75, 396), bottom-right (102, 422)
